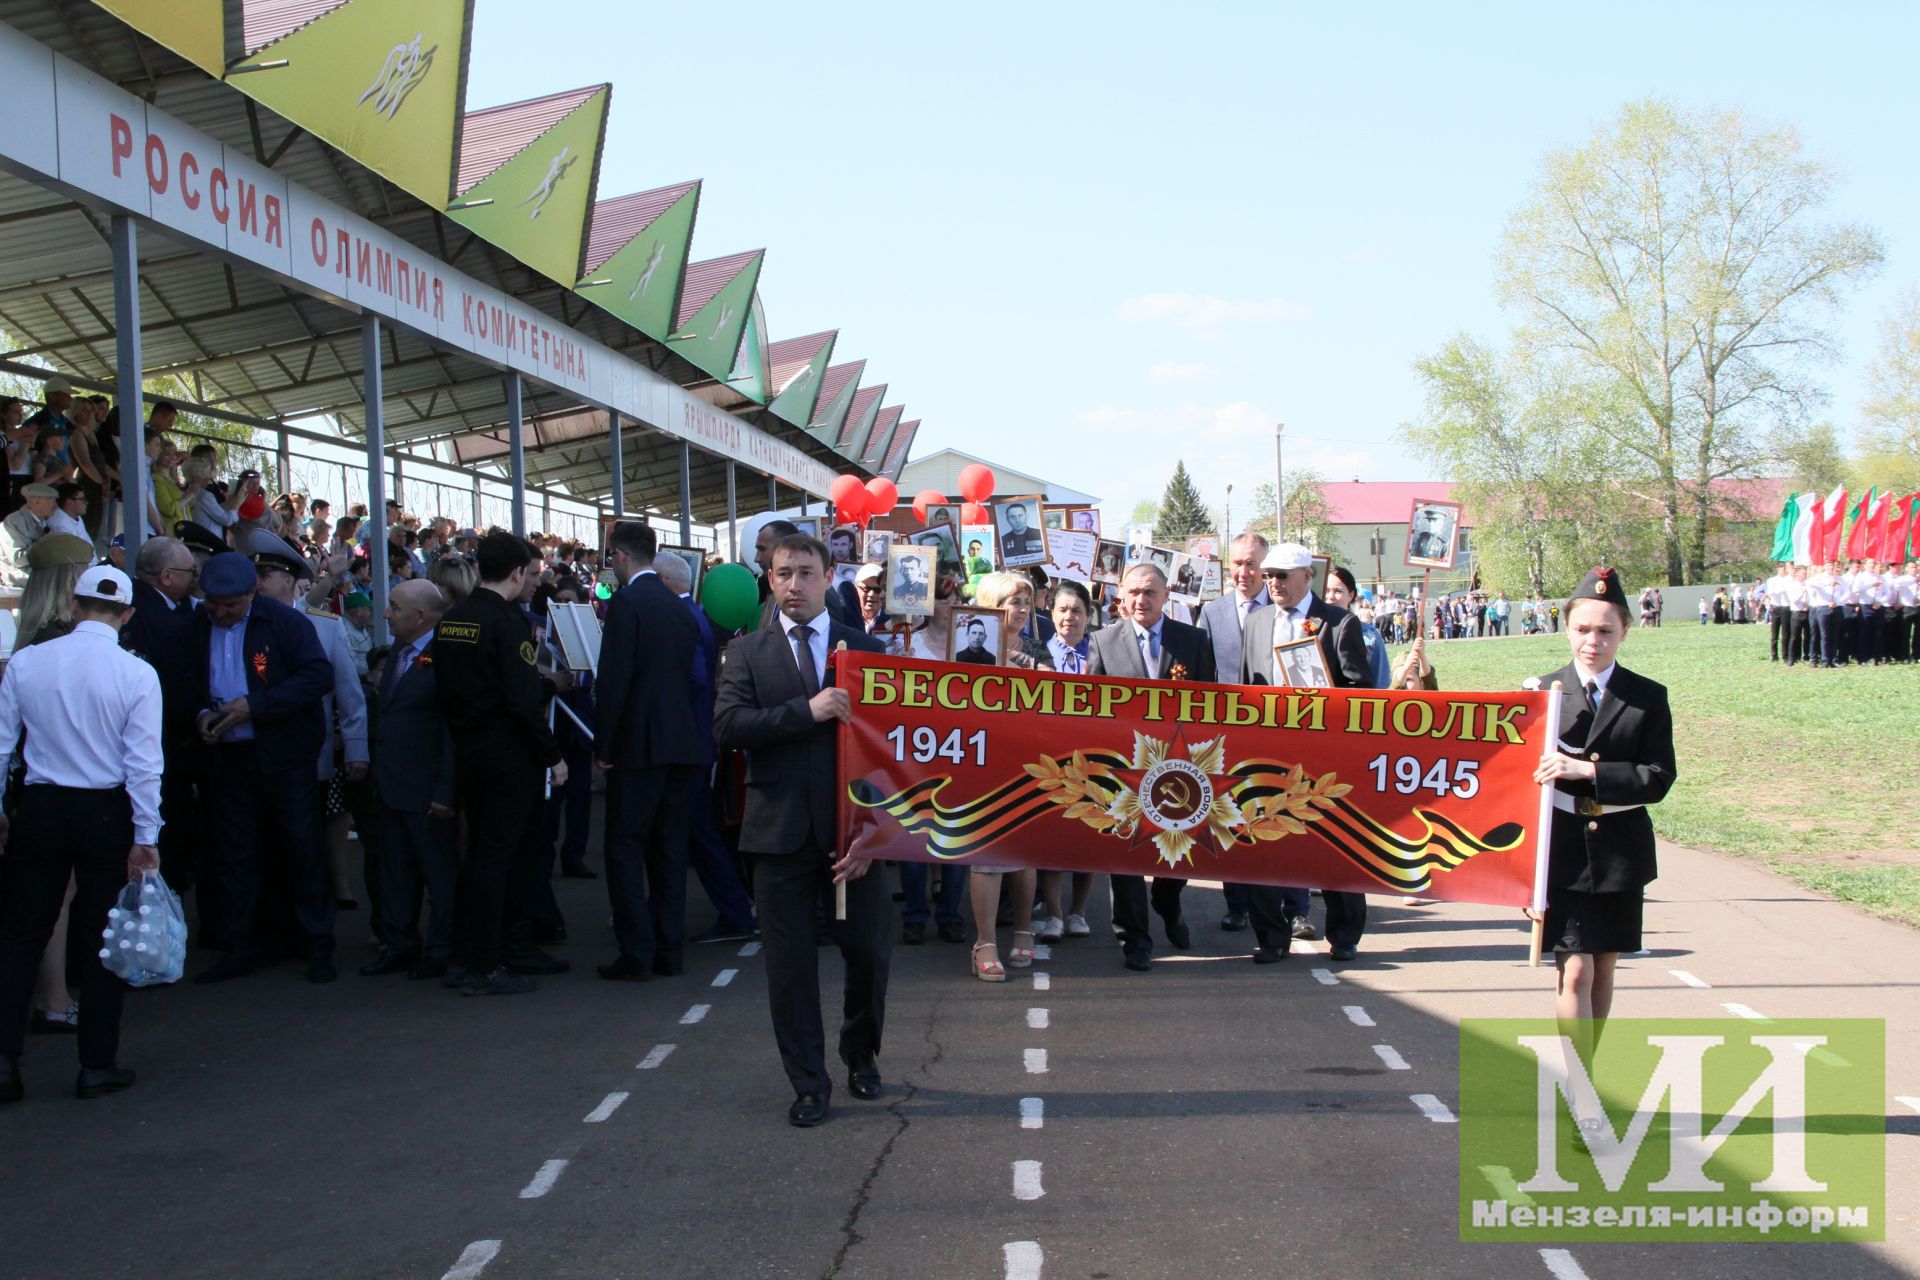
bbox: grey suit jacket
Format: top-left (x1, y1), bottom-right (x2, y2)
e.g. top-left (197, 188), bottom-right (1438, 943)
top-left (1085, 615), bottom-right (1217, 682)
top-left (306, 610), bottom-right (369, 781)
top-left (1240, 594), bottom-right (1373, 689)
top-left (1196, 589), bottom-right (1268, 686)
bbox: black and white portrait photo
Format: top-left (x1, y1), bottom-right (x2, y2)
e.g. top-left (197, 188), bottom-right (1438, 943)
top-left (886, 543), bottom-right (936, 617)
top-left (827, 524), bottom-right (861, 565)
top-left (862, 529), bottom-right (894, 564)
top-left (947, 606), bottom-right (1006, 665)
top-left (993, 496), bottom-right (1048, 567)
top-left (1093, 540), bottom-right (1126, 584)
top-left (1404, 498), bottom-right (1461, 569)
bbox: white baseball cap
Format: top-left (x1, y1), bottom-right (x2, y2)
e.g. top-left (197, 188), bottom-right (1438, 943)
top-left (75, 563), bottom-right (133, 602)
top-left (1261, 543), bottom-right (1314, 572)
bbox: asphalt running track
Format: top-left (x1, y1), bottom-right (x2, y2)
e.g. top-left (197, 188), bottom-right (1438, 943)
top-left (2, 825), bottom-right (1915, 1280)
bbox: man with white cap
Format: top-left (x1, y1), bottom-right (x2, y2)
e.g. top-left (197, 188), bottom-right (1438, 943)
top-left (0, 483), bottom-right (57, 586)
top-left (1240, 543), bottom-right (1374, 963)
top-left (0, 563), bottom-right (163, 1102)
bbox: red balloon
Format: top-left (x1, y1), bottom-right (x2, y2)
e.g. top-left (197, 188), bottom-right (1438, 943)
top-left (957, 463), bottom-right (996, 504)
top-left (961, 501), bottom-right (988, 524)
top-left (865, 477), bottom-right (898, 512)
top-left (836, 503), bottom-right (868, 528)
top-left (912, 488), bottom-right (946, 523)
top-left (829, 473), bottom-right (866, 508)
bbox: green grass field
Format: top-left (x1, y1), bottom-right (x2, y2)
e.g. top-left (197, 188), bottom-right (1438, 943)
top-left (1392, 623), bottom-right (1920, 926)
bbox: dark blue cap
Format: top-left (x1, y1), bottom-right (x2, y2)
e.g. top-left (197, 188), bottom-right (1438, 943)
top-left (201, 551), bottom-right (257, 598)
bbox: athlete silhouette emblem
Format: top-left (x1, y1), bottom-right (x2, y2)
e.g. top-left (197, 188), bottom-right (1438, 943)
top-left (358, 33), bottom-right (436, 121)
top-left (516, 147), bottom-right (577, 220)
top-left (628, 241), bottom-right (666, 302)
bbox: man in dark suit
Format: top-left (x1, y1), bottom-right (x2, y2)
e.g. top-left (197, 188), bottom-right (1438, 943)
top-left (1195, 532), bottom-right (1270, 933)
top-left (1241, 543), bottom-right (1374, 964)
top-left (1087, 562), bottom-right (1217, 972)
top-left (594, 521), bottom-right (704, 980)
top-left (188, 552), bottom-right (338, 984)
top-left (714, 532), bottom-right (888, 1127)
top-left (361, 580), bottom-right (459, 980)
top-left (120, 536), bottom-right (204, 899)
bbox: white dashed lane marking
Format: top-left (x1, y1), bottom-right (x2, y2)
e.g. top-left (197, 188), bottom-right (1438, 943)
top-left (1539, 1248), bottom-right (1592, 1280)
top-left (680, 1004), bottom-right (711, 1025)
top-left (518, 1159), bottom-right (567, 1200)
top-left (583, 1092), bottom-right (628, 1123)
top-left (1026, 1008), bottom-right (1049, 1029)
top-left (1019, 1097), bottom-right (1044, 1130)
top-left (1032, 944), bottom-right (1052, 960)
top-left (737, 941), bottom-right (762, 957)
top-left (1342, 1005), bottom-right (1374, 1027)
top-left (1032, 972), bottom-right (1050, 991)
top-left (1722, 1002), bottom-right (1767, 1021)
top-left (1024, 1049), bottom-right (1048, 1074)
top-left (1012, 1161), bottom-right (1045, 1200)
top-left (1310, 967), bottom-right (1339, 985)
top-left (1003, 1241), bottom-right (1044, 1279)
top-left (1670, 969), bottom-right (1710, 988)
top-left (440, 1240), bottom-right (502, 1280)
top-left (636, 1044), bottom-right (675, 1070)
top-left (1412, 1094), bottom-right (1457, 1123)
top-left (711, 968), bottom-right (738, 987)
top-left (1373, 1044), bottom-right (1410, 1071)
top-left (1897, 1096), bottom-right (1920, 1115)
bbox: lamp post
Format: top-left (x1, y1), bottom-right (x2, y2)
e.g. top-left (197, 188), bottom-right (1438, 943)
top-left (1274, 421), bottom-right (1286, 542)
top-left (1224, 483), bottom-right (1233, 548)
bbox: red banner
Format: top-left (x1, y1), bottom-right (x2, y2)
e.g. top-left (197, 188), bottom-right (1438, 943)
top-left (836, 653), bottom-right (1561, 908)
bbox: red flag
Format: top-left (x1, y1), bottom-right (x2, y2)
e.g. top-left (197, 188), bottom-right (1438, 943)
top-left (1890, 492), bottom-right (1919, 563)
top-left (1864, 491), bottom-right (1893, 560)
top-left (1844, 488), bottom-right (1876, 560)
top-left (1814, 486), bottom-right (1848, 563)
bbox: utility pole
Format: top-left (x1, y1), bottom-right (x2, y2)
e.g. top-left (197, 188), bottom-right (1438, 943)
top-left (1223, 483), bottom-right (1233, 548)
top-left (1274, 421), bottom-right (1286, 543)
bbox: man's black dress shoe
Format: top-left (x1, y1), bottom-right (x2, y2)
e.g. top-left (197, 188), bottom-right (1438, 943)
top-left (441, 963), bottom-right (471, 989)
top-left (1253, 946), bottom-right (1288, 965)
top-left (846, 1056), bottom-right (882, 1101)
top-left (691, 920), bottom-right (756, 945)
top-left (1219, 912), bottom-right (1249, 932)
top-left (597, 955), bottom-right (651, 982)
top-left (0, 1053), bottom-right (21, 1104)
top-left (936, 921), bottom-right (966, 944)
top-left (75, 1066), bottom-right (136, 1099)
top-left (560, 864), bottom-right (598, 880)
top-left (193, 954), bottom-right (259, 985)
top-left (359, 948), bottom-right (419, 977)
top-left (1328, 943), bottom-right (1358, 962)
top-left (1164, 916), bottom-right (1192, 950)
top-left (650, 956), bottom-right (684, 977)
top-left (789, 1092), bottom-right (829, 1127)
top-left (901, 922), bottom-right (926, 945)
top-left (1123, 952), bottom-right (1153, 972)
top-left (408, 957), bottom-right (449, 981)
top-left (505, 946), bottom-right (570, 976)
top-left (307, 958), bottom-right (338, 984)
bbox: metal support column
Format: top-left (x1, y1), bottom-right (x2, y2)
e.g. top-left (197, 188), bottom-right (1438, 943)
top-left (393, 452), bottom-right (404, 510)
top-left (111, 215), bottom-right (146, 559)
top-left (275, 429), bottom-right (292, 499)
top-left (768, 476), bottom-right (777, 512)
top-left (609, 410), bottom-right (624, 520)
top-left (678, 442), bottom-right (692, 545)
top-left (362, 316), bottom-right (390, 646)
top-left (470, 476), bottom-right (482, 528)
top-left (506, 373), bottom-right (526, 537)
top-left (725, 461), bottom-right (737, 562)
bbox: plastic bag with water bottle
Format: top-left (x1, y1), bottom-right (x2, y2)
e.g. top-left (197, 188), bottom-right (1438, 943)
top-left (99, 870), bottom-right (187, 986)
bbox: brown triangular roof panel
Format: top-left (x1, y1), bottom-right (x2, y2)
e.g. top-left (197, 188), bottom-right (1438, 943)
top-left (455, 86), bottom-right (603, 196)
top-left (675, 250), bottom-right (762, 330)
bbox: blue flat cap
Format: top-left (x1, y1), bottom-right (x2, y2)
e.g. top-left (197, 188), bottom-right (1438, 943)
top-left (201, 551), bottom-right (257, 598)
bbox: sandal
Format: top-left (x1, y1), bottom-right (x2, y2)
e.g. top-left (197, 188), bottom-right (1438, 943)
top-left (970, 942), bottom-right (1007, 983)
top-left (1006, 930), bottom-right (1035, 969)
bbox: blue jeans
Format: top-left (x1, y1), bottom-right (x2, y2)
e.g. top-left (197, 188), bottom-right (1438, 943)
top-left (899, 862), bottom-right (965, 926)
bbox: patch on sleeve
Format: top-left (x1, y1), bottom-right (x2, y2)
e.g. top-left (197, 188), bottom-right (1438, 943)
top-left (520, 640), bottom-right (537, 665)
top-left (438, 621), bottom-right (481, 644)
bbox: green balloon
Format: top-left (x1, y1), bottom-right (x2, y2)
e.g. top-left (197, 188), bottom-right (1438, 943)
top-left (700, 562), bottom-right (760, 631)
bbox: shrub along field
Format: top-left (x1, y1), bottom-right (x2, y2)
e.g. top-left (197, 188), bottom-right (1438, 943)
top-left (1392, 621), bottom-right (1920, 926)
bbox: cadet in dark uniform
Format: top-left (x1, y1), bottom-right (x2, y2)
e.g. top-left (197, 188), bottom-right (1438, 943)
top-left (432, 531), bottom-right (566, 997)
top-left (1531, 566), bottom-right (1677, 1055)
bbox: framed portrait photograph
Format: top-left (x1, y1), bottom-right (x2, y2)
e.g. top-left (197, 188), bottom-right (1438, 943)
top-left (830, 563), bottom-right (860, 596)
top-left (1309, 553), bottom-right (1331, 601)
top-left (1201, 557), bottom-right (1223, 595)
top-left (1273, 635), bottom-right (1333, 690)
top-left (909, 521), bottom-right (961, 569)
top-left (925, 503), bottom-right (961, 533)
top-left (1166, 551), bottom-right (1204, 602)
top-left (886, 543), bottom-right (936, 618)
top-left (993, 495), bottom-right (1049, 567)
top-left (862, 529), bottom-right (894, 564)
top-left (789, 515), bottom-right (822, 541)
top-left (1070, 509), bottom-right (1101, 537)
top-left (1041, 506), bottom-right (1068, 532)
top-left (1093, 539), bottom-right (1127, 584)
top-left (1143, 545), bottom-right (1176, 578)
top-left (947, 605), bottom-right (1008, 666)
top-left (826, 524), bottom-right (862, 565)
top-left (1404, 498), bottom-right (1462, 570)
top-left (659, 544), bottom-right (706, 600)
top-left (961, 524), bottom-right (996, 572)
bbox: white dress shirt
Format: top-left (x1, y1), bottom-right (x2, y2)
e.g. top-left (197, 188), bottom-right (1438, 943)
top-left (1806, 573), bottom-right (1836, 608)
top-left (1898, 573), bottom-right (1919, 608)
top-left (0, 621), bottom-right (164, 843)
top-left (46, 507), bottom-right (88, 540)
top-left (778, 608), bottom-right (829, 687)
top-left (1575, 661), bottom-right (1617, 710)
top-left (1269, 593), bottom-right (1315, 681)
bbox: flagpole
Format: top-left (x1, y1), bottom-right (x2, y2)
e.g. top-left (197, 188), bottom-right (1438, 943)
top-left (1528, 681), bottom-right (1564, 969)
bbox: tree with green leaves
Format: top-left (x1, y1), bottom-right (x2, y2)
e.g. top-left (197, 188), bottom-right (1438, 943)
top-left (1857, 287), bottom-right (1920, 495)
top-left (1498, 98), bottom-right (1883, 584)
top-left (1153, 459), bottom-right (1212, 542)
top-left (1240, 473), bottom-right (1336, 550)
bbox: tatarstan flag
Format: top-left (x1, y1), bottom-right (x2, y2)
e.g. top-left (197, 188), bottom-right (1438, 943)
top-left (1770, 491), bottom-right (1804, 562)
top-left (1885, 492), bottom-right (1918, 563)
top-left (1843, 487), bottom-right (1877, 560)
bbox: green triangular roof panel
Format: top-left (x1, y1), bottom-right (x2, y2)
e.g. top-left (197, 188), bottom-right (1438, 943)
top-left (883, 419), bottom-right (920, 482)
top-left (808, 360), bottom-right (863, 447)
top-left (725, 292), bottom-right (771, 404)
top-left (671, 250), bottom-right (764, 383)
top-left (578, 181), bottom-right (700, 340)
top-left (862, 405), bottom-right (904, 471)
top-left (767, 331), bottom-right (837, 428)
top-left (447, 85), bottom-right (609, 286)
top-left (840, 383), bottom-right (886, 463)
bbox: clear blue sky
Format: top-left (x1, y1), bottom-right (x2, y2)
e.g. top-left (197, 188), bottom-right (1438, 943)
top-left (468, 2), bottom-right (1918, 520)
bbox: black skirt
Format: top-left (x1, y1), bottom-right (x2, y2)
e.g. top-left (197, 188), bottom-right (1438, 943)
top-left (1546, 886), bottom-right (1643, 955)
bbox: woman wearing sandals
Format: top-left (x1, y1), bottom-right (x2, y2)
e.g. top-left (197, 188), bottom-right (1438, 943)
top-left (1529, 567), bottom-right (1676, 1073)
top-left (963, 574), bottom-right (1046, 983)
